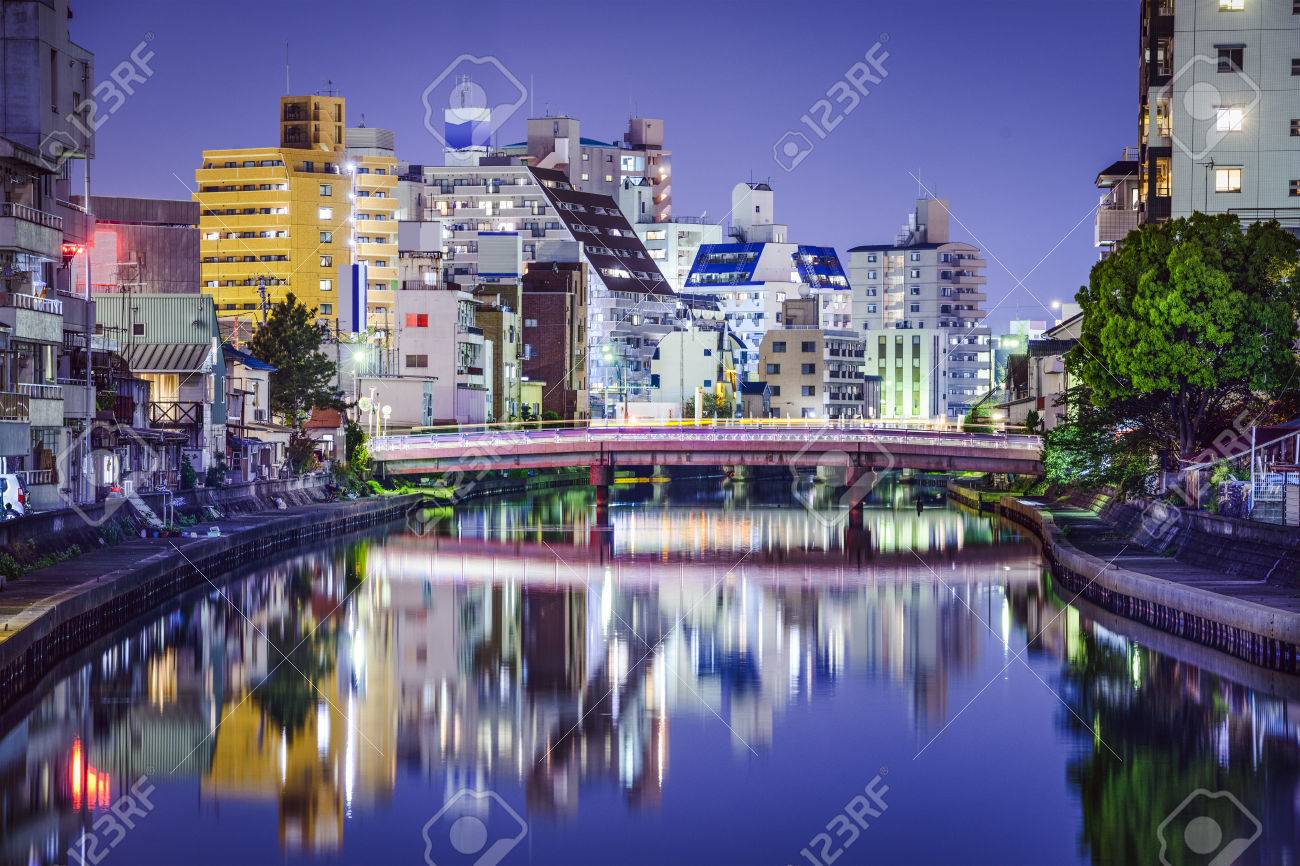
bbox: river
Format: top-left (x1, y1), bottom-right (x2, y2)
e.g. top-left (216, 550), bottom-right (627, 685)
top-left (0, 478), bottom-right (1296, 865)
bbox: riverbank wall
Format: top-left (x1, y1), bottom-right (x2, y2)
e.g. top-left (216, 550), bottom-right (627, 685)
top-left (0, 492), bottom-right (420, 713)
top-left (950, 482), bottom-right (1300, 672)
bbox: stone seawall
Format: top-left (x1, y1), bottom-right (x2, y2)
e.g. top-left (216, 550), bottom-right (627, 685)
top-left (0, 493), bottom-right (420, 713)
top-left (986, 492), bottom-right (1300, 673)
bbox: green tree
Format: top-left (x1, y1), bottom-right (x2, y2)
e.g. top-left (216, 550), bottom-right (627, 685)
top-left (683, 392), bottom-right (730, 419)
top-left (286, 427), bottom-right (320, 474)
top-left (247, 293), bottom-right (340, 424)
top-left (1074, 214), bottom-right (1300, 468)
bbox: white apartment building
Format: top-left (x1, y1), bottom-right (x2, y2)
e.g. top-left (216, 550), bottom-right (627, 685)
top-left (848, 199), bottom-right (991, 420)
top-left (618, 178), bottom-right (723, 291)
top-left (1139, 0), bottom-right (1300, 229)
top-left (682, 183), bottom-right (851, 380)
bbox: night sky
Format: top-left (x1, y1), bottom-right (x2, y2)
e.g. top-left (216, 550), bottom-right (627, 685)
top-left (72, 0), bottom-right (1135, 330)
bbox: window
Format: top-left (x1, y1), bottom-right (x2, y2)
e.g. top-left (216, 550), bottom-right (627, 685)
top-left (801, 385), bottom-right (815, 397)
top-left (770, 385), bottom-right (781, 396)
top-left (1292, 119), bottom-right (1300, 136)
top-left (580, 172), bottom-right (589, 181)
top-left (405, 313), bottom-right (429, 327)
top-left (320, 279), bottom-right (333, 291)
top-left (766, 363), bottom-right (781, 375)
top-left (867, 270), bottom-right (877, 279)
top-left (801, 341), bottom-right (815, 352)
top-left (320, 184), bottom-right (332, 196)
top-left (909, 269), bottom-right (921, 278)
top-left (1219, 0), bottom-right (1244, 9)
top-left (1216, 106), bottom-right (1244, 131)
top-left (909, 252), bottom-right (920, 262)
top-left (405, 355), bottom-right (429, 369)
top-left (866, 254), bottom-right (877, 263)
top-left (1217, 46), bottom-right (1244, 72)
top-left (1290, 179), bottom-right (1300, 197)
top-left (318, 207), bottom-right (333, 220)
top-left (320, 231), bottom-right (333, 243)
top-left (604, 174), bottom-right (614, 183)
top-left (772, 341), bottom-right (786, 353)
top-left (1293, 58), bottom-right (1300, 76)
top-left (320, 255), bottom-right (333, 267)
top-left (319, 303), bottom-right (332, 315)
top-left (910, 303), bottom-right (921, 313)
top-left (1214, 166), bottom-right (1242, 192)
top-left (800, 363), bottom-right (816, 375)
top-left (132, 323), bottom-right (146, 336)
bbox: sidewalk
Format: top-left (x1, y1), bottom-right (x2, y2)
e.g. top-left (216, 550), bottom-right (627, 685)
top-left (1037, 500), bottom-right (1300, 615)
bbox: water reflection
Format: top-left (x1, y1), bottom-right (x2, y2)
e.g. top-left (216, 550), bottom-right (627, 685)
top-left (0, 483), bottom-right (1297, 865)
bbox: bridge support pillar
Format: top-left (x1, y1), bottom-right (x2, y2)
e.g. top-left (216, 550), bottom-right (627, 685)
top-left (591, 464), bottom-right (613, 528)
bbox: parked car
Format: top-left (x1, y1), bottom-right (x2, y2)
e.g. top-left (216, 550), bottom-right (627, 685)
top-left (0, 474), bottom-right (28, 518)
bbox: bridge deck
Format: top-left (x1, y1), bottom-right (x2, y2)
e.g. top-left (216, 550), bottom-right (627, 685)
top-left (369, 425), bottom-right (1044, 476)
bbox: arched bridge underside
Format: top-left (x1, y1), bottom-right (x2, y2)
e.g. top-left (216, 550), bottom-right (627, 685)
top-left (369, 426), bottom-right (1043, 477)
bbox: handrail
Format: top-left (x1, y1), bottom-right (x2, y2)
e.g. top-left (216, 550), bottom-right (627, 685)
top-left (0, 202), bottom-right (63, 231)
top-left (0, 292), bottom-right (62, 315)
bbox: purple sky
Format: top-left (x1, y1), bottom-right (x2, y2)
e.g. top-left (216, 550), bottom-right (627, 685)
top-left (73, 0), bottom-right (1135, 331)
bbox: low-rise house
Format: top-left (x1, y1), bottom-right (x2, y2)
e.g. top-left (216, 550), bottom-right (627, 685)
top-left (739, 380), bottom-right (772, 419)
top-left (305, 408), bottom-right (346, 465)
top-left (223, 343), bottom-right (280, 482)
top-left (96, 293), bottom-right (227, 473)
top-left (1005, 311), bottom-right (1082, 432)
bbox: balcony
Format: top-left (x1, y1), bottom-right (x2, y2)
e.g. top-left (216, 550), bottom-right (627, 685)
top-left (0, 291), bottom-right (62, 315)
top-left (149, 401), bottom-right (203, 427)
top-left (1096, 207), bottom-right (1140, 246)
top-left (0, 391), bottom-right (29, 422)
top-left (0, 203), bottom-right (63, 259)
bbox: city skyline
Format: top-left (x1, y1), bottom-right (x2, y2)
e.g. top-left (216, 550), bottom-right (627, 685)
top-left (71, 0), bottom-right (1135, 331)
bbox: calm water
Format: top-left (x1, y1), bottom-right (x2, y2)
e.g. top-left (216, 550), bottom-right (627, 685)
top-left (1, 479), bottom-right (1297, 866)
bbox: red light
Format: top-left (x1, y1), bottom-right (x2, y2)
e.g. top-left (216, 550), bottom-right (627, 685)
top-left (61, 242), bottom-right (85, 266)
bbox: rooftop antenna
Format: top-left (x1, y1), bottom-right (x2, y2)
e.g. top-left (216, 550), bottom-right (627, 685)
top-left (319, 79), bottom-right (339, 97)
top-left (529, 74), bottom-right (534, 118)
top-left (358, 113), bottom-right (367, 128)
top-left (284, 42), bottom-right (290, 95)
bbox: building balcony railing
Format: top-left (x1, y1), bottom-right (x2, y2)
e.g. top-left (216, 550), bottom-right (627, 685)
top-left (0, 202), bottom-right (64, 232)
top-left (0, 292), bottom-right (63, 315)
top-left (15, 468), bottom-right (53, 486)
top-left (0, 391), bottom-right (29, 422)
top-left (17, 382), bottom-right (62, 400)
top-left (149, 401), bottom-right (203, 427)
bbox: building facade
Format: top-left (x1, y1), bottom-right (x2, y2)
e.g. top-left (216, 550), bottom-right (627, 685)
top-left (1138, 0), bottom-right (1300, 229)
top-left (758, 326), bottom-right (866, 420)
top-left (848, 198), bottom-right (991, 420)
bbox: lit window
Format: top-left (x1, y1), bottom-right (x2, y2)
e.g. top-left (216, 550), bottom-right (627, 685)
top-left (1219, 0), bottom-right (1244, 9)
top-left (1216, 106), bottom-right (1245, 130)
top-left (319, 279), bottom-right (333, 291)
top-left (1215, 167), bottom-right (1242, 193)
top-left (318, 207), bottom-right (333, 220)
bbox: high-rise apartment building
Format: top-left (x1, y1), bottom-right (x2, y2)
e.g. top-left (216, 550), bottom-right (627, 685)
top-left (1137, 0), bottom-right (1300, 228)
top-left (618, 178), bottom-right (723, 291)
top-left (197, 96), bottom-right (396, 333)
top-left (346, 126), bottom-right (400, 328)
top-left (500, 116), bottom-right (673, 221)
top-left (848, 199), bottom-right (991, 420)
top-left (758, 305), bottom-right (867, 421)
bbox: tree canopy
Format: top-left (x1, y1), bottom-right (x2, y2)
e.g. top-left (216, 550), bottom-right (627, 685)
top-left (247, 293), bottom-right (340, 424)
top-left (1070, 214), bottom-right (1300, 471)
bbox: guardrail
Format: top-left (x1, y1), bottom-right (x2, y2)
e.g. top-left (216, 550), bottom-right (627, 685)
top-left (0, 202), bottom-right (63, 231)
top-left (15, 469), bottom-right (53, 486)
top-left (369, 423), bottom-right (1042, 455)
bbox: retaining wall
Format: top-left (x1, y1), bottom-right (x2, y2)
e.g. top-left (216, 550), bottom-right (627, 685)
top-left (0, 493), bottom-right (420, 713)
top-left (994, 494), bottom-right (1300, 673)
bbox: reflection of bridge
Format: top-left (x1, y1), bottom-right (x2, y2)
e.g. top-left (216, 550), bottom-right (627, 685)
top-left (369, 425), bottom-right (1043, 498)
top-left (366, 536), bottom-right (1045, 586)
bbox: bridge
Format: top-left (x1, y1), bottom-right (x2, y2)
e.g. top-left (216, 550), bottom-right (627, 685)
top-left (369, 422), bottom-right (1042, 521)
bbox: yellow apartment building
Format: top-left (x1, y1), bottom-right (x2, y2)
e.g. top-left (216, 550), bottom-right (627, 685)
top-left (196, 95), bottom-right (396, 335)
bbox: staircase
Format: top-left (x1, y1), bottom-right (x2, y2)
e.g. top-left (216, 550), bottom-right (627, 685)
top-left (126, 493), bottom-right (166, 531)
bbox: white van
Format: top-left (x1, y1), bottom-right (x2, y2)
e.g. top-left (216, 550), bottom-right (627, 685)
top-left (0, 474), bottom-right (28, 518)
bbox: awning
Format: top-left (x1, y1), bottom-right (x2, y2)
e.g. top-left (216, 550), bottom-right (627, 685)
top-left (123, 343), bottom-right (212, 374)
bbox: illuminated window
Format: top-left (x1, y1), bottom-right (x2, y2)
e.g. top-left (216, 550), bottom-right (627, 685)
top-left (1219, 0), bottom-right (1244, 10)
top-left (318, 207), bottom-right (333, 220)
top-left (1215, 167), bottom-right (1243, 192)
top-left (1216, 106), bottom-right (1244, 131)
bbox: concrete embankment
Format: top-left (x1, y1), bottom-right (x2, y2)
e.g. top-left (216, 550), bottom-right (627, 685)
top-left (951, 482), bottom-right (1300, 672)
top-left (0, 491), bottom-right (421, 713)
